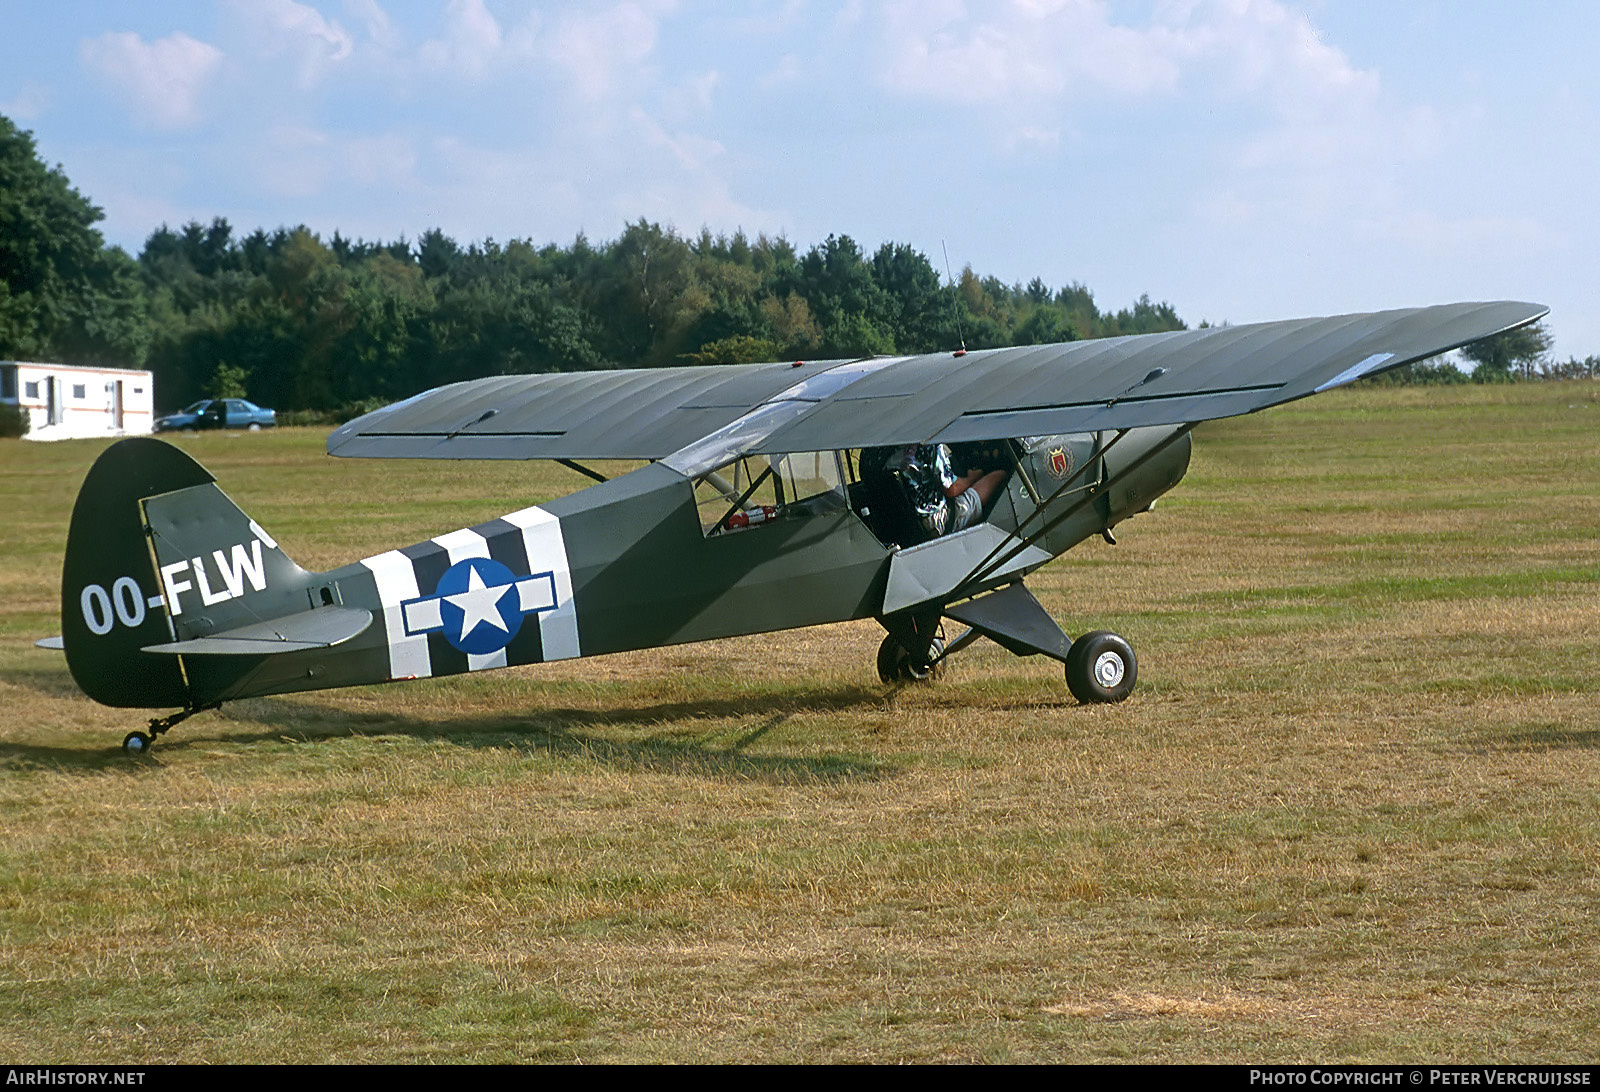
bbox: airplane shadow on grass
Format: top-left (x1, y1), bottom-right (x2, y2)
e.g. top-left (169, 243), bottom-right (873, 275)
top-left (1464, 725), bottom-right (1600, 753)
top-left (1, 671), bottom-right (913, 783)
top-left (235, 686), bottom-right (907, 785)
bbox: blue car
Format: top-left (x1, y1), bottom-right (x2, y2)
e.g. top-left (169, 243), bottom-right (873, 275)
top-left (155, 398), bottom-right (277, 432)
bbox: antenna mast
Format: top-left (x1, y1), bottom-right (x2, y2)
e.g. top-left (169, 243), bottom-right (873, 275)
top-left (941, 239), bottom-right (968, 355)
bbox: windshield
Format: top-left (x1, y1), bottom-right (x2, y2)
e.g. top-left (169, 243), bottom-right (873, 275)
top-left (662, 356), bottom-right (905, 477)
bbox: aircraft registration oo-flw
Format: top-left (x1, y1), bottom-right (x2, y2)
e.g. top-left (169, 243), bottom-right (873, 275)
top-left (43, 301), bottom-right (1546, 754)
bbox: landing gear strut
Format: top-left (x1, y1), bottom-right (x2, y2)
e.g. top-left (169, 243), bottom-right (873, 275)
top-left (880, 583), bottom-right (1141, 703)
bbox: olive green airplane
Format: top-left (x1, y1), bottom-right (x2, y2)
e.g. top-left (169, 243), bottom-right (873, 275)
top-left (47, 301), bottom-right (1546, 754)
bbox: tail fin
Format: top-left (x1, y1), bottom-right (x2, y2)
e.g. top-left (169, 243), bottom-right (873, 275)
top-left (62, 438), bottom-right (310, 708)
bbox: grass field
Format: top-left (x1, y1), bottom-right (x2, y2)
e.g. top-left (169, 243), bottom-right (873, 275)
top-left (2, 382), bottom-right (1598, 1063)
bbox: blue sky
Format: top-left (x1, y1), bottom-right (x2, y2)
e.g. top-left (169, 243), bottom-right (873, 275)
top-left (3, 1), bottom-right (1595, 356)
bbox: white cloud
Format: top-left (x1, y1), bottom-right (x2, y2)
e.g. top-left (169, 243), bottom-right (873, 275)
top-left (1005, 125), bottom-right (1061, 152)
top-left (249, 124), bottom-right (420, 200)
top-left (605, 106), bottom-right (782, 234)
top-left (408, 136), bottom-right (582, 240)
top-left (881, 0), bottom-right (1182, 105)
top-left (343, 0), bottom-right (400, 52)
top-left (419, 0), bottom-right (506, 80)
top-left (230, 0), bottom-right (355, 86)
top-left (658, 70), bottom-right (719, 124)
top-left (874, 0), bottom-right (1390, 130)
top-left (873, 0), bottom-right (1463, 241)
top-left (1, 80), bottom-right (49, 120)
top-left (544, 2), bottom-right (667, 100)
top-left (79, 31), bottom-right (225, 130)
top-left (412, 0), bottom-right (671, 94)
top-left (1169, 0), bottom-right (1383, 131)
top-left (256, 124), bottom-right (334, 198)
top-left (760, 53), bottom-right (802, 89)
top-left (344, 132), bottom-right (420, 186)
top-left (1169, 3), bottom-right (1445, 236)
top-left (389, 117), bottom-right (776, 249)
top-left (1362, 208), bottom-right (1561, 260)
top-left (244, 0), bottom-right (353, 53)
top-left (628, 106), bottom-right (722, 174)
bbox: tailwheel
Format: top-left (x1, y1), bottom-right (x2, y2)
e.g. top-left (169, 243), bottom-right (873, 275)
top-left (1065, 630), bottom-right (1137, 704)
top-left (877, 634), bottom-right (946, 684)
top-left (122, 702), bottom-right (220, 756)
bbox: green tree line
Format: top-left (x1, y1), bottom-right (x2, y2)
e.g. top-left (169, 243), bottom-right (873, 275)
top-left (143, 221), bottom-right (1196, 415)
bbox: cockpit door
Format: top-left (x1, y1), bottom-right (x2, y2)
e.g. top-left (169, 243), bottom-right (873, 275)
top-left (881, 522), bottom-right (1053, 615)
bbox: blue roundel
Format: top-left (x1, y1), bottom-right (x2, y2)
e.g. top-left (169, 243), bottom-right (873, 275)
top-left (434, 557), bottom-right (525, 655)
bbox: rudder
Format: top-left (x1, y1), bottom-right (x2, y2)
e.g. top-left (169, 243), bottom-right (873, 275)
top-left (62, 438), bottom-right (309, 709)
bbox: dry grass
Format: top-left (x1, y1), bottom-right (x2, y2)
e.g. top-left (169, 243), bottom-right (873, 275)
top-left (1, 383), bottom-right (1598, 1062)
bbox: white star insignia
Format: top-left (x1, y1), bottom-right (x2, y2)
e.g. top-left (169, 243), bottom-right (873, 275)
top-left (445, 566), bottom-right (512, 640)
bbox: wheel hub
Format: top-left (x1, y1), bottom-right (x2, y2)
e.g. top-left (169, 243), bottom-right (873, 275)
top-left (1092, 651), bottom-right (1125, 688)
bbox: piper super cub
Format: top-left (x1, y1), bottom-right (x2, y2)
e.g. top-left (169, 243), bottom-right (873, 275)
top-left (45, 301), bottom-right (1546, 753)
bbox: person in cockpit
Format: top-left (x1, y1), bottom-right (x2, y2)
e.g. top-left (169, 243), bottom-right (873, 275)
top-left (885, 443), bottom-right (1009, 539)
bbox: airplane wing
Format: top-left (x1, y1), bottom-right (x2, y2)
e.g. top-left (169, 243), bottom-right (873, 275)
top-left (327, 301), bottom-right (1546, 461)
top-left (327, 358), bottom-right (863, 460)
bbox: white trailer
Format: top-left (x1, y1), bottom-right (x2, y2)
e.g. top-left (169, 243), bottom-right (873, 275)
top-left (0, 361), bottom-right (154, 441)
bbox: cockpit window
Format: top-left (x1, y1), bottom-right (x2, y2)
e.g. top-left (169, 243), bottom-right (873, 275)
top-left (692, 451), bottom-right (847, 535)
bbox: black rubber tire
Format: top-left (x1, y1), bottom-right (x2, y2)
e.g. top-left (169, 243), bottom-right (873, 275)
top-left (877, 634), bottom-right (945, 684)
top-left (1065, 631), bottom-right (1137, 704)
top-left (122, 731), bottom-right (153, 756)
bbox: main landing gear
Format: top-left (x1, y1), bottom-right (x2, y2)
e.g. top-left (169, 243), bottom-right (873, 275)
top-left (1063, 630), bottom-right (1137, 704)
top-left (877, 582), bottom-right (1138, 704)
top-left (877, 634), bottom-right (946, 683)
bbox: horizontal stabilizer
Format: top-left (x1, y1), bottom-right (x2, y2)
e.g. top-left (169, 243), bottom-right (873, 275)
top-left (35, 636), bottom-right (64, 650)
top-left (141, 606), bottom-right (372, 656)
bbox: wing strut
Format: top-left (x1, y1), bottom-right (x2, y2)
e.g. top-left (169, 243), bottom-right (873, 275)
top-left (558, 459), bottom-right (609, 484)
top-left (954, 429), bottom-right (1132, 585)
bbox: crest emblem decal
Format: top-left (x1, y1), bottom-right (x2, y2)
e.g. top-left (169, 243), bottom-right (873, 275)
top-left (1047, 445), bottom-right (1072, 479)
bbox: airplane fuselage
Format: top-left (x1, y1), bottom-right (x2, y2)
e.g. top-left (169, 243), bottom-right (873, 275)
top-left (65, 427), bottom-right (1191, 711)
